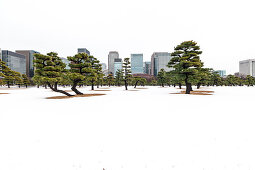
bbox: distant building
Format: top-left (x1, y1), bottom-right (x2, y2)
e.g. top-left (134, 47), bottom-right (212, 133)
top-left (108, 51), bottom-right (119, 75)
top-left (16, 50), bottom-right (40, 77)
top-left (151, 52), bottom-right (172, 76)
top-left (61, 57), bottom-right (70, 69)
top-left (239, 59), bottom-right (255, 77)
top-left (100, 63), bottom-right (107, 75)
top-left (1, 50), bottom-right (26, 75)
top-left (113, 58), bottom-right (122, 77)
top-left (144, 61), bottom-right (151, 75)
top-left (215, 70), bottom-right (226, 77)
top-left (131, 54), bottom-right (143, 74)
top-left (78, 48), bottom-right (90, 55)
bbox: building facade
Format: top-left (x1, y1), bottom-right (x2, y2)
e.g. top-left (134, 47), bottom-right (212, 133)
top-left (215, 70), bottom-right (226, 77)
top-left (16, 50), bottom-right (39, 77)
top-left (108, 51), bottom-right (119, 75)
top-left (1, 50), bottom-right (26, 75)
top-left (113, 58), bottom-right (122, 77)
top-left (131, 54), bottom-right (143, 74)
top-left (239, 59), bottom-right (255, 77)
top-left (144, 61), bottom-right (151, 75)
top-left (151, 52), bottom-right (172, 76)
top-left (78, 48), bottom-right (90, 55)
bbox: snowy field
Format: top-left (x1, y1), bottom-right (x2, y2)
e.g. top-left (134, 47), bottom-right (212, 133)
top-left (0, 86), bottom-right (255, 170)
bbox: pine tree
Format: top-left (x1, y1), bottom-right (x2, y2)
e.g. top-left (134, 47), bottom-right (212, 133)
top-left (87, 56), bottom-right (100, 90)
top-left (67, 53), bottom-right (92, 95)
top-left (133, 76), bottom-right (147, 88)
top-left (193, 68), bottom-right (211, 89)
top-left (168, 41), bottom-right (203, 94)
top-left (245, 75), bottom-right (255, 86)
top-left (122, 58), bottom-right (132, 90)
top-left (22, 74), bottom-right (30, 88)
top-left (34, 52), bottom-right (72, 96)
top-left (157, 69), bottom-right (166, 87)
top-left (106, 73), bottom-right (114, 87)
top-left (115, 69), bottom-right (123, 86)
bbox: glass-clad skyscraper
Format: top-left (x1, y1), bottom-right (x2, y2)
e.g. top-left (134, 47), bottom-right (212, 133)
top-left (131, 54), bottom-right (143, 74)
top-left (2, 50), bottom-right (26, 75)
top-left (151, 52), bottom-right (172, 76)
top-left (16, 50), bottom-right (40, 77)
top-left (108, 51), bottom-right (119, 75)
top-left (78, 48), bottom-right (90, 55)
top-left (114, 58), bottom-right (122, 77)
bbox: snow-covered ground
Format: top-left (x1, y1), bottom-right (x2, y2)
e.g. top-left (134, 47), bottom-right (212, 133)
top-left (0, 86), bottom-right (255, 170)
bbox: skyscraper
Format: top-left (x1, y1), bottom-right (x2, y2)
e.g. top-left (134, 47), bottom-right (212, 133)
top-left (239, 59), bottom-right (255, 77)
top-left (131, 54), bottom-right (143, 74)
top-left (151, 52), bottom-right (172, 76)
top-left (78, 48), bottom-right (90, 55)
top-left (144, 61), bottom-right (151, 75)
top-left (113, 58), bottom-right (122, 77)
top-left (16, 50), bottom-right (40, 77)
top-left (1, 50), bottom-right (26, 75)
top-left (215, 70), bottom-right (226, 77)
top-left (108, 51), bottom-right (119, 75)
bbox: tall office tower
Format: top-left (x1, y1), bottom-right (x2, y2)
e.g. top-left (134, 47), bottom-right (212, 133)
top-left (239, 59), bottom-right (255, 77)
top-left (108, 51), bottom-right (119, 75)
top-left (144, 61), bottom-right (151, 75)
top-left (215, 70), bottom-right (226, 77)
top-left (78, 48), bottom-right (90, 55)
top-left (131, 54), bottom-right (143, 74)
top-left (1, 50), bottom-right (26, 75)
top-left (60, 57), bottom-right (70, 69)
top-left (151, 52), bottom-right (172, 76)
top-left (113, 58), bottom-right (122, 77)
top-left (16, 50), bottom-right (40, 77)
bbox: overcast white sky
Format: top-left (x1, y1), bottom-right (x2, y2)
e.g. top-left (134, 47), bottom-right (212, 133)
top-left (1, 0), bottom-right (255, 74)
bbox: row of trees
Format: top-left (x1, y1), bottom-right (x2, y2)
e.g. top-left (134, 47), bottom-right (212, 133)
top-left (0, 59), bottom-right (30, 88)
top-left (157, 68), bottom-right (255, 89)
top-left (32, 53), bottom-right (148, 96)
top-left (2, 41), bottom-right (255, 95)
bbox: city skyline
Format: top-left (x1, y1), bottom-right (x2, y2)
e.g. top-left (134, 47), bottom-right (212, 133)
top-left (1, 0), bottom-right (255, 74)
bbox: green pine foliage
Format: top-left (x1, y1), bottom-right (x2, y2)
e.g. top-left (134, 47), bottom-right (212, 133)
top-left (22, 74), bottom-right (31, 88)
top-left (132, 76), bottom-right (147, 88)
top-left (106, 73), bottom-right (114, 87)
top-left (115, 69), bottom-right (124, 86)
top-left (34, 52), bottom-right (72, 96)
top-left (157, 69), bottom-right (167, 87)
top-left (67, 53), bottom-right (92, 95)
top-left (168, 40), bottom-right (203, 94)
top-left (122, 58), bottom-right (132, 90)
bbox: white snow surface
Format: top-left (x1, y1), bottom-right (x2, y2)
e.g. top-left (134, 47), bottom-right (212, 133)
top-left (0, 86), bottom-right (255, 170)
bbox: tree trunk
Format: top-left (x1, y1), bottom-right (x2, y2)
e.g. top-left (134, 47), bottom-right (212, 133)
top-left (26, 85), bottom-right (28, 88)
top-left (173, 84), bottom-right (176, 87)
top-left (134, 81), bottom-right (138, 88)
top-left (91, 80), bottom-right (94, 90)
top-left (197, 83), bottom-right (201, 89)
top-left (185, 74), bottom-right (191, 94)
top-left (37, 85), bottom-right (39, 88)
top-left (71, 81), bottom-right (83, 95)
top-left (124, 80), bottom-right (128, 90)
top-left (48, 83), bottom-right (73, 96)
top-left (7, 82), bottom-right (10, 88)
top-left (178, 83), bottom-right (182, 89)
